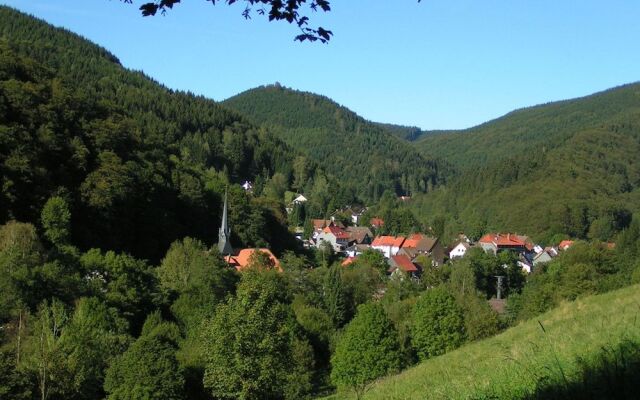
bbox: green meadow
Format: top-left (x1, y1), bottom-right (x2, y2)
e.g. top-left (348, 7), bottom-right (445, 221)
top-left (327, 284), bottom-right (640, 400)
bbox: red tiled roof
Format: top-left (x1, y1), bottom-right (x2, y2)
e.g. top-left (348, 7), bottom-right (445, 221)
top-left (324, 225), bottom-right (350, 239)
top-left (342, 257), bottom-right (357, 267)
top-left (312, 219), bottom-right (332, 230)
top-left (390, 255), bottom-right (418, 273)
top-left (372, 235), bottom-right (405, 248)
top-left (401, 233), bottom-right (424, 249)
top-left (479, 233), bottom-right (526, 247)
top-left (559, 240), bottom-right (574, 250)
top-left (370, 218), bottom-right (385, 227)
top-left (227, 248), bottom-right (281, 272)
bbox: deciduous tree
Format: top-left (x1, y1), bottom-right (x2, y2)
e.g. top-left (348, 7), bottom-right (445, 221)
top-left (411, 286), bottom-right (465, 360)
top-left (203, 270), bottom-right (313, 400)
top-left (330, 303), bottom-right (402, 399)
top-left (104, 313), bottom-right (184, 400)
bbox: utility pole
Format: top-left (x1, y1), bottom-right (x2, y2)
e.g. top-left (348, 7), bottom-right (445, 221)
top-left (495, 275), bottom-right (505, 300)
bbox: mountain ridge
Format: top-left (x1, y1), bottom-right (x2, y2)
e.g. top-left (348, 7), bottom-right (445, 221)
top-left (223, 84), bottom-right (447, 202)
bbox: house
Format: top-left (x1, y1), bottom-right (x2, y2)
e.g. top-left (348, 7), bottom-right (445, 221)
top-left (388, 254), bottom-right (421, 278)
top-left (311, 219), bottom-right (334, 239)
top-left (241, 181), bottom-right (253, 192)
top-left (449, 241), bottom-right (471, 260)
top-left (330, 206), bottom-right (367, 226)
top-left (478, 233), bottom-right (529, 255)
top-left (558, 240), bottom-right (574, 251)
top-left (400, 234), bottom-right (446, 266)
top-left (312, 219), bottom-right (332, 230)
top-left (345, 226), bottom-right (373, 245)
top-left (371, 235), bottom-right (405, 258)
top-left (370, 217), bottom-right (384, 229)
top-left (533, 249), bottom-right (555, 267)
top-left (545, 246), bottom-right (559, 257)
top-left (227, 248), bottom-right (281, 272)
top-left (347, 206), bottom-right (367, 225)
top-left (517, 235), bottom-right (536, 252)
top-left (518, 254), bottom-right (534, 273)
top-left (293, 194), bottom-right (308, 204)
top-left (316, 225), bottom-right (350, 252)
top-left (344, 243), bottom-right (370, 258)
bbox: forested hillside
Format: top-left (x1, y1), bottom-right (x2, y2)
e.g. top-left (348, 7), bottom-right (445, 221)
top-left (408, 84), bottom-right (640, 243)
top-left (223, 85), bottom-right (447, 201)
top-left (373, 122), bottom-right (448, 142)
top-left (0, 6), bottom-right (337, 261)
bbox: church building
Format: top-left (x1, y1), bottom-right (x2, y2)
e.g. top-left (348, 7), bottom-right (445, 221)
top-left (217, 191), bottom-right (280, 272)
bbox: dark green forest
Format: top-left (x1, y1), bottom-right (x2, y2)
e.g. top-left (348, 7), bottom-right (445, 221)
top-left (223, 85), bottom-right (446, 201)
top-left (372, 122), bottom-right (450, 142)
top-left (0, 6), bottom-right (358, 262)
top-left (408, 83), bottom-right (640, 243)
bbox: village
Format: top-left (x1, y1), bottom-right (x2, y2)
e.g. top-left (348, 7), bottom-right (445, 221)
top-left (224, 189), bottom-right (580, 277)
top-left (306, 210), bottom-right (576, 278)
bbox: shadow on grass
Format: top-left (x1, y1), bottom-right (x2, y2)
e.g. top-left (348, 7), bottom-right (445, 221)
top-left (527, 339), bottom-right (640, 400)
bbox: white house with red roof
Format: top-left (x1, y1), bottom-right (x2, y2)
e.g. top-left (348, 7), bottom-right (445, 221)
top-left (316, 225), bottom-right (350, 252)
top-left (449, 241), bottom-right (471, 259)
top-left (311, 219), bottom-right (342, 240)
top-left (371, 235), bottom-right (406, 258)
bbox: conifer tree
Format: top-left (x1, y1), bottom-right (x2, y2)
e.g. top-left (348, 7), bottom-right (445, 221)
top-left (324, 264), bottom-right (348, 327)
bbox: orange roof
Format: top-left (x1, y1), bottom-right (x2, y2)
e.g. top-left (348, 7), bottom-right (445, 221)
top-left (558, 240), bottom-right (574, 250)
top-left (401, 233), bottom-right (424, 249)
top-left (312, 219), bottom-right (332, 230)
top-left (341, 257), bottom-right (357, 267)
top-left (370, 218), bottom-right (384, 227)
top-left (390, 255), bottom-right (418, 273)
top-left (372, 235), bottom-right (405, 248)
top-left (227, 248), bottom-right (281, 272)
top-left (479, 233), bottom-right (526, 247)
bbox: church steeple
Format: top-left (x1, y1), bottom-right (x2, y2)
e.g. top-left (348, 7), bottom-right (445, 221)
top-left (218, 190), bottom-right (233, 256)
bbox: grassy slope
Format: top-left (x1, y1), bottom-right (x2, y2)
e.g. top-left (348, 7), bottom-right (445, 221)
top-left (326, 284), bottom-right (640, 399)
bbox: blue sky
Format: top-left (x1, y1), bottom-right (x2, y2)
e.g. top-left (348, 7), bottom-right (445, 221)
top-left (2, 0), bottom-right (640, 129)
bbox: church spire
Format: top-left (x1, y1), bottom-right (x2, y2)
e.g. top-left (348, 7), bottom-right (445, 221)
top-left (218, 190), bottom-right (233, 256)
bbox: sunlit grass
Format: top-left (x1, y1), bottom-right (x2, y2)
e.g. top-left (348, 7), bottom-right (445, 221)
top-left (324, 284), bottom-right (640, 399)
